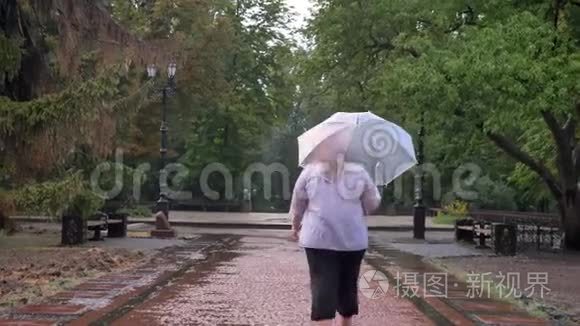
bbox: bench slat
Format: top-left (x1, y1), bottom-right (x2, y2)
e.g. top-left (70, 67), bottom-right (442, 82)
top-left (87, 221), bottom-right (107, 227)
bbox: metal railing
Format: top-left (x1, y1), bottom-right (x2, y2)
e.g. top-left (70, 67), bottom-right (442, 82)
top-left (469, 210), bottom-right (560, 228)
top-left (459, 209), bottom-right (562, 252)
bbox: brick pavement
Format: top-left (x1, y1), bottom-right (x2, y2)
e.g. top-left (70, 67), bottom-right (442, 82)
top-left (0, 232), bottom-right (553, 326)
top-left (368, 240), bottom-right (551, 326)
top-left (112, 236), bottom-right (434, 326)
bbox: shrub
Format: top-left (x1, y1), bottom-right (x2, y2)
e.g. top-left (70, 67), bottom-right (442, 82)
top-left (444, 200), bottom-right (469, 217)
top-left (14, 173), bottom-right (83, 217)
top-left (65, 189), bottom-right (104, 219)
top-left (473, 176), bottom-right (517, 210)
top-left (434, 200), bottom-right (470, 225)
top-left (14, 172), bottom-right (103, 219)
top-left (119, 205), bottom-right (151, 217)
top-left (433, 213), bottom-right (462, 225)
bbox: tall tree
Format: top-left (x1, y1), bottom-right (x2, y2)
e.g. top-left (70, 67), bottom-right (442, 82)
top-left (304, 0), bottom-right (580, 248)
top-left (111, 0), bottom-right (298, 199)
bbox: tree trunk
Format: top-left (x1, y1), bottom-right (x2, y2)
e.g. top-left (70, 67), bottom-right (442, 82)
top-left (486, 109), bottom-right (580, 250)
top-left (0, 211), bottom-right (6, 231)
top-left (0, 196), bottom-right (16, 234)
top-left (560, 195), bottom-right (580, 250)
top-left (0, 212), bottom-right (16, 234)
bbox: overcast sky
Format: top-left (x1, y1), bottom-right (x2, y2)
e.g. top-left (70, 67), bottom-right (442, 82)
top-left (287, 0), bottom-right (313, 21)
top-left (285, 0), bottom-right (314, 44)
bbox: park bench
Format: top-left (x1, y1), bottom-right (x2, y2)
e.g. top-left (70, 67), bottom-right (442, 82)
top-left (454, 210), bottom-right (561, 255)
top-left (455, 219), bottom-right (499, 249)
top-left (87, 212), bottom-right (128, 241)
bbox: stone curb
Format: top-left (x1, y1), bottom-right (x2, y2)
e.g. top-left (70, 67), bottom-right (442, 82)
top-left (365, 244), bottom-right (550, 326)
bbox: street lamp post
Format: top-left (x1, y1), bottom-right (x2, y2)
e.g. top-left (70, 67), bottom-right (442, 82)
top-left (413, 111), bottom-right (426, 239)
top-left (147, 62), bottom-right (177, 219)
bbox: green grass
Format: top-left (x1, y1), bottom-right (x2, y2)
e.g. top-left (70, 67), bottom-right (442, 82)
top-left (118, 205), bottom-right (151, 217)
top-left (432, 213), bottom-right (464, 225)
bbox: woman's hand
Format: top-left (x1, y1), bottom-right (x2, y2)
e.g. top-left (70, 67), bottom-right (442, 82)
top-left (289, 227), bottom-right (300, 242)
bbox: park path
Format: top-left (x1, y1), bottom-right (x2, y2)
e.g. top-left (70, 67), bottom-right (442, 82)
top-left (0, 231), bottom-right (551, 326)
top-left (110, 236), bottom-right (433, 325)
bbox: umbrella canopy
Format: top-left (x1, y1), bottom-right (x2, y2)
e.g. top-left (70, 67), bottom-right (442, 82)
top-left (298, 112), bottom-right (417, 185)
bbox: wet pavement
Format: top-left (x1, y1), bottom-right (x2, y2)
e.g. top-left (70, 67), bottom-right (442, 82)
top-left (367, 239), bottom-right (550, 326)
top-left (109, 236), bottom-right (433, 326)
top-left (0, 230), bottom-right (553, 325)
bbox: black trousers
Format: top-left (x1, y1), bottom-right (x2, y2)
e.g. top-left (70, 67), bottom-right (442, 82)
top-left (305, 248), bottom-right (366, 321)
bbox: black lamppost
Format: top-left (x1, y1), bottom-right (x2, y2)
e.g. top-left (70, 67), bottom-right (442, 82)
top-left (147, 62), bottom-right (177, 219)
top-left (413, 111), bottom-right (426, 239)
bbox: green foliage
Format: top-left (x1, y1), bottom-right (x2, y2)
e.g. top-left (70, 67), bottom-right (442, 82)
top-left (13, 172), bottom-right (103, 219)
top-left (79, 51), bottom-right (99, 80)
top-left (9, 0), bottom-right (578, 215)
top-left (509, 162), bottom-right (554, 209)
top-left (443, 200), bottom-right (470, 217)
top-left (118, 205), bottom-right (151, 217)
top-left (0, 63), bottom-right (154, 179)
top-left (0, 33), bottom-right (22, 83)
top-left (301, 0), bottom-right (580, 211)
top-left (0, 71), bottom-right (120, 135)
top-left (473, 176), bottom-right (517, 210)
top-left (436, 197), bottom-right (470, 224)
top-left (65, 188), bottom-right (104, 219)
top-left (165, 0), bottom-right (297, 197)
top-left (109, 0), bottom-right (152, 37)
top-left (109, 0), bottom-right (297, 202)
top-left (433, 213), bottom-right (462, 225)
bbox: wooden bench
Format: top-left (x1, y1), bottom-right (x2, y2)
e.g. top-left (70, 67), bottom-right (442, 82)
top-left (86, 212), bottom-right (127, 241)
top-left (455, 219), bottom-right (492, 248)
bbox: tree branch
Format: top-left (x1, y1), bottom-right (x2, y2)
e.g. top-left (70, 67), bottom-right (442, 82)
top-left (403, 47), bottom-right (420, 58)
top-left (366, 39), bottom-right (395, 56)
top-left (487, 131), bottom-right (562, 199)
top-left (563, 115), bottom-right (575, 135)
top-left (554, 0), bottom-right (561, 28)
top-left (541, 110), bottom-right (562, 136)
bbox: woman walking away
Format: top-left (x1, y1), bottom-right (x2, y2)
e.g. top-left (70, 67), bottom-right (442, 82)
top-left (289, 153), bottom-right (381, 326)
top-left (291, 111), bottom-right (417, 325)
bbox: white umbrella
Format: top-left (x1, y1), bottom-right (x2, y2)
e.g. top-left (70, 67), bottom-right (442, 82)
top-left (298, 112), bottom-right (417, 185)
